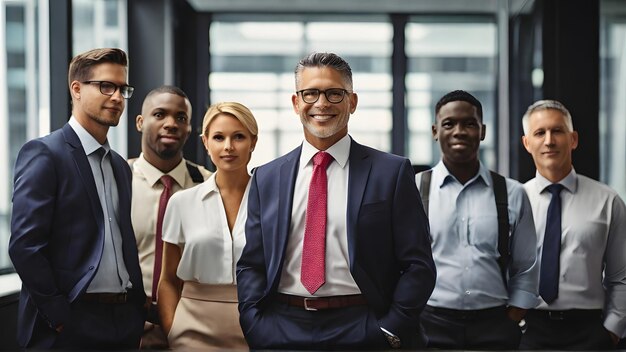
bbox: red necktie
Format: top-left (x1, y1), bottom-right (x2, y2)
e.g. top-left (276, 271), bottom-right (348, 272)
top-left (301, 151), bottom-right (333, 294)
top-left (152, 175), bottom-right (175, 302)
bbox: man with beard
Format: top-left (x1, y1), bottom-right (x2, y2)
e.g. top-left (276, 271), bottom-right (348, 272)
top-left (237, 52), bottom-right (436, 350)
top-left (415, 90), bottom-right (539, 349)
top-left (9, 48), bottom-right (146, 349)
top-left (129, 85), bottom-right (210, 349)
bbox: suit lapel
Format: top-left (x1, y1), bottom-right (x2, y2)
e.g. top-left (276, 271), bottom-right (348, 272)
top-left (63, 124), bottom-right (104, 230)
top-left (271, 146), bottom-right (301, 289)
top-left (346, 140), bottom-right (371, 267)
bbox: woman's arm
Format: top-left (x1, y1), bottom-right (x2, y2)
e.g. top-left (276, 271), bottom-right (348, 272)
top-left (157, 242), bottom-right (183, 335)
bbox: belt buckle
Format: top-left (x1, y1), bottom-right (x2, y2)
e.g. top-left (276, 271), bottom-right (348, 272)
top-left (548, 311), bottom-right (564, 320)
top-left (303, 297), bottom-right (318, 311)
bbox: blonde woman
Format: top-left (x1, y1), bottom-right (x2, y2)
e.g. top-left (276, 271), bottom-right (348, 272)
top-left (157, 102), bottom-right (257, 350)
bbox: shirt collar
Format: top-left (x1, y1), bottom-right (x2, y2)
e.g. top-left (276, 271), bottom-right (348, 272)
top-left (68, 116), bottom-right (110, 155)
top-left (299, 134), bottom-right (351, 170)
top-left (198, 172), bottom-right (219, 199)
top-left (432, 160), bottom-right (490, 188)
top-left (136, 153), bottom-right (188, 188)
top-left (534, 168), bottom-right (578, 194)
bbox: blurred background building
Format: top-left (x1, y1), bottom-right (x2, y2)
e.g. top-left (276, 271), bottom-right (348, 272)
top-left (1, 0), bottom-right (625, 347)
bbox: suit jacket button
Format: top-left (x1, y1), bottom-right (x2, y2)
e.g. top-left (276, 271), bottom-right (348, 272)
top-left (89, 266), bottom-right (95, 270)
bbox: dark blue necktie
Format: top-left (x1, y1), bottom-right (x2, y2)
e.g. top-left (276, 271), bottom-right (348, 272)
top-left (539, 184), bottom-right (564, 303)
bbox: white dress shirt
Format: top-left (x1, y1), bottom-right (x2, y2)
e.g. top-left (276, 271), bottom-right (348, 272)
top-left (162, 172), bottom-right (249, 284)
top-left (278, 134), bottom-right (361, 297)
top-left (524, 169), bottom-right (626, 337)
top-left (416, 161), bottom-right (539, 310)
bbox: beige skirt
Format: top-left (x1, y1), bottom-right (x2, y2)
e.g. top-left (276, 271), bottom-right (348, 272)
top-left (167, 282), bottom-right (248, 351)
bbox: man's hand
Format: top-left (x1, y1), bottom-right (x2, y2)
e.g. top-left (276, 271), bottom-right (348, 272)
top-left (608, 330), bottom-right (620, 346)
top-left (506, 306), bottom-right (527, 322)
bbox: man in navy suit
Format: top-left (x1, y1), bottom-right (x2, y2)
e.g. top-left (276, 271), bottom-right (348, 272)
top-left (9, 48), bottom-right (146, 349)
top-left (237, 52), bottom-right (436, 350)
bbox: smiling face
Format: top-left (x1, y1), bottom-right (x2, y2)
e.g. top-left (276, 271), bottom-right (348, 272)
top-left (202, 113), bottom-right (257, 173)
top-left (136, 92), bottom-right (192, 169)
top-left (433, 100), bottom-right (485, 168)
top-left (522, 108), bottom-right (578, 182)
top-left (291, 67), bottom-right (358, 150)
top-left (70, 62), bottom-right (128, 142)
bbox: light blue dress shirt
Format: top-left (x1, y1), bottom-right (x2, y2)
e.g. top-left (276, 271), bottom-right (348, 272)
top-left (69, 117), bottom-right (130, 292)
top-left (416, 161), bottom-right (539, 310)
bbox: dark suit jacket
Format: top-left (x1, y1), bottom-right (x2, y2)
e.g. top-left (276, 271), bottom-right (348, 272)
top-left (9, 123), bottom-right (145, 348)
top-left (237, 138), bottom-right (436, 347)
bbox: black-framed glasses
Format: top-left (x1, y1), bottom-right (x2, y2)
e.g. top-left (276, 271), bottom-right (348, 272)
top-left (296, 88), bottom-right (350, 104)
top-left (82, 80), bottom-right (134, 99)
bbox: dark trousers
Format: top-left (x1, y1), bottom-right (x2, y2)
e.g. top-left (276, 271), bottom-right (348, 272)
top-left (520, 309), bottom-right (614, 350)
top-left (246, 300), bottom-right (423, 350)
top-left (422, 305), bottom-right (522, 350)
top-left (51, 299), bottom-right (144, 350)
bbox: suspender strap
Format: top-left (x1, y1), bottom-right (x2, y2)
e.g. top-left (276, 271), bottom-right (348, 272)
top-left (419, 170), bottom-right (433, 217)
top-left (419, 169), bottom-right (510, 286)
top-left (490, 171), bottom-right (510, 287)
top-left (186, 161), bottom-right (205, 184)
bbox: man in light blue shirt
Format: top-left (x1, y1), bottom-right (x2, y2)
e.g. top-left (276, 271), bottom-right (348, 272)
top-left (416, 90), bottom-right (539, 349)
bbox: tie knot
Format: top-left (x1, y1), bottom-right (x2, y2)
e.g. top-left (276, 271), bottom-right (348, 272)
top-left (160, 175), bottom-right (175, 190)
top-left (313, 151), bottom-right (333, 169)
top-left (95, 147), bottom-right (107, 159)
top-left (546, 183), bottom-right (564, 196)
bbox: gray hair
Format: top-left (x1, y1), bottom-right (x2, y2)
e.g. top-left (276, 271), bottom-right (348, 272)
top-left (522, 99), bottom-right (574, 135)
top-left (294, 52), bottom-right (353, 90)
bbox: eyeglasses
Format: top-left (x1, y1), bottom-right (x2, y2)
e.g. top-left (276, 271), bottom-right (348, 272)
top-left (296, 88), bottom-right (350, 104)
top-left (82, 80), bottom-right (135, 99)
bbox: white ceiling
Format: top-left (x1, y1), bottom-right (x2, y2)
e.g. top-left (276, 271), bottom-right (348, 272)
top-left (185, 0), bottom-right (535, 16)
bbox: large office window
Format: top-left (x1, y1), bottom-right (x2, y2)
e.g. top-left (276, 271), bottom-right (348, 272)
top-left (210, 15), bottom-right (392, 169)
top-left (0, 0), bottom-right (46, 272)
top-left (600, 1), bottom-right (626, 198)
top-left (406, 18), bottom-right (498, 168)
top-left (210, 15), bottom-right (498, 170)
top-left (0, 0), bottom-right (128, 273)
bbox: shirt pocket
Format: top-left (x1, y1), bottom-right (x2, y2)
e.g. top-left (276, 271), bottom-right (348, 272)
top-left (468, 214), bottom-right (499, 252)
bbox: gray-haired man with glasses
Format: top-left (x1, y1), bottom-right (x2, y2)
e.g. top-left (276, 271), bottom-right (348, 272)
top-left (237, 52), bottom-right (435, 350)
top-left (9, 48), bottom-right (146, 349)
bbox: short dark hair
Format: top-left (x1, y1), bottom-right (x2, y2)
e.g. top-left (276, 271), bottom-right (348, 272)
top-left (435, 90), bottom-right (483, 120)
top-left (68, 48), bottom-right (128, 87)
top-left (294, 52), bottom-right (353, 90)
top-left (141, 85), bottom-right (190, 113)
top-left (144, 85), bottom-right (189, 101)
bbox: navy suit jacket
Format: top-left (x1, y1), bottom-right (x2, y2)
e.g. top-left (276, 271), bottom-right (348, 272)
top-left (237, 138), bottom-right (436, 347)
top-left (9, 123), bottom-right (145, 348)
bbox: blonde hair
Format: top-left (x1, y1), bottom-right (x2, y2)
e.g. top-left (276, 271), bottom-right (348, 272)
top-left (202, 102), bottom-right (258, 138)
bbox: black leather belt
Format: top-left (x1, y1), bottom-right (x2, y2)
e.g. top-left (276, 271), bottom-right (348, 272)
top-left (277, 293), bottom-right (367, 311)
top-left (80, 292), bottom-right (128, 304)
top-left (527, 309), bottom-right (602, 321)
top-left (425, 305), bottom-right (506, 319)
